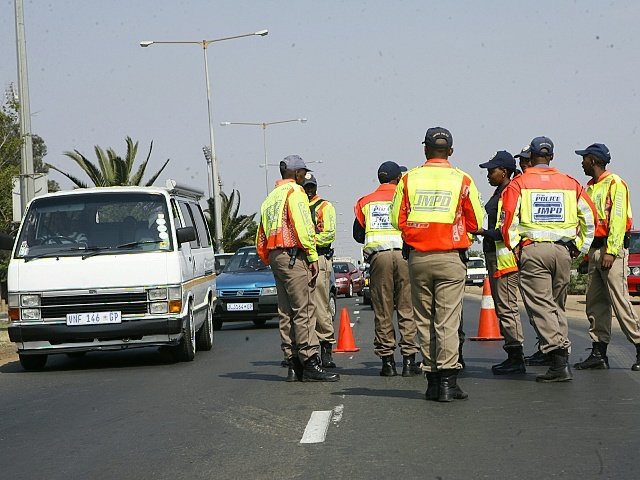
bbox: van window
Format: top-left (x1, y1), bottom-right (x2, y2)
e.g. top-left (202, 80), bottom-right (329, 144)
top-left (15, 192), bottom-right (173, 259)
top-left (178, 202), bottom-right (199, 249)
top-left (190, 203), bottom-right (212, 248)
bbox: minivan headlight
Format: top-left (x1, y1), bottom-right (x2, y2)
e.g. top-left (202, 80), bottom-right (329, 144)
top-left (21, 308), bottom-right (41, 320)
top-left (261, 287), bottom-right (277, 296)
top-left (147, 288), bottom-right (167, 300)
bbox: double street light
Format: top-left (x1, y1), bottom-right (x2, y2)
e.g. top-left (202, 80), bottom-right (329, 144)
top-left (140, 29), bottom-right (268, 252)
top-left (220, 118), bottom-right (307, 194)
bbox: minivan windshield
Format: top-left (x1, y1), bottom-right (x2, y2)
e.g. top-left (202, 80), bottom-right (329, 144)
top-left (15, 192), bottom-right (173, 260)
top-left (467, 259), bottom-right (485, 269)
top-left (224, 248), bottom-right (269, 272)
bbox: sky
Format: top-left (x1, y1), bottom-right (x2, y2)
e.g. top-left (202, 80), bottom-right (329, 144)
top-left (2, 0), bottom-right (639, 261)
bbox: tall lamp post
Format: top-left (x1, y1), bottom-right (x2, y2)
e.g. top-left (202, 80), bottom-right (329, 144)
top-left (220, 118), bottom-right (307, 194)
top-left (140, 29), bottom-right (268, 252)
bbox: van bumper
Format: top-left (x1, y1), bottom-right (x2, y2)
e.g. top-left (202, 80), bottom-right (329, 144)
top-left (9, 317), bottom-right (183, 347)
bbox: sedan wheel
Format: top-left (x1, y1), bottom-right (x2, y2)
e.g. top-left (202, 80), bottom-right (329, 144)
top-left (346, 282), bottom-right (353, 298)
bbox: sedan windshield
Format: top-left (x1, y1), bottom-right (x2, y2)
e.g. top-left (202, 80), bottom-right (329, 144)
top-left (15, 192), bottom-right (173, 259)
top-left (630, 233), bottom-right (640, 254)
top-left (224, 249), bottom-right (268, 272)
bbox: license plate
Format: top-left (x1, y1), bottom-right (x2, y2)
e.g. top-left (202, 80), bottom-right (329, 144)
top-left (226, 303), bottom-right (253, 311)
top-left (66, 311), bottom-right (122, 326)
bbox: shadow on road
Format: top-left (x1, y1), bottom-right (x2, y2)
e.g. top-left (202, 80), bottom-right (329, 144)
top-left (331, 387), bottom-right (424, 400)
top-left (219, 371), bottom-right (283, 382)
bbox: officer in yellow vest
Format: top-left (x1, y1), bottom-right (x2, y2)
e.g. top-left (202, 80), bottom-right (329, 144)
top-left (574, 143), bottom-right (640, 371)
top-left (475, 151), bottom-right (526, 375)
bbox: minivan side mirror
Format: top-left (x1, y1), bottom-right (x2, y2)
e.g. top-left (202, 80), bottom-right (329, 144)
top-left (176, 226), bottom-right (197, 245)
top-left (0, 232), bottom-right (15, 251)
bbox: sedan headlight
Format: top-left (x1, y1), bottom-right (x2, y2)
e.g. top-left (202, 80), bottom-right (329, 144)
top-left (21, 294), bottom-right (41, 307)
top-left (261, 287), bottom-right (277, 296)
top-left (335, 277), bottom-right (347, 283)
top-left (632, 266), bottom-right (640, 276)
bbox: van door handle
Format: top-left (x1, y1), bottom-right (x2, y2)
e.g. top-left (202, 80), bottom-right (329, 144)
top-left (205, 269), bottom-right (214, 275)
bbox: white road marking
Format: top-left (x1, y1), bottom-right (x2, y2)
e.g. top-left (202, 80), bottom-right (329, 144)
top-left (300, 411), bottom-right (332, 444)
top-left (353, 310), bottom-right (360, 314)
top-left (350, 323), bottom-right (355, 327)
top-left (300, 405), bottom-right (345, 444)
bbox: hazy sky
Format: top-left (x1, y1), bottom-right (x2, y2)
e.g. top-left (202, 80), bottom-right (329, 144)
top-left (2, 0), bottom-right (639, 260)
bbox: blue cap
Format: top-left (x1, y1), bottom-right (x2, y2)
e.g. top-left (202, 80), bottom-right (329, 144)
top-left (422, 127), bottom-right (453, 148)
top-left (530, 136), bottom-right (554, 156)
top-left (575, 143), bottom-right (611, 164)
top-left (514, 145), bottom-right (531, 160)
top-left (479, 151), bottom-right (516, 170)
top-left (377, 161), bottom-right (402, 183)
top-left (281, 154), bottom-right (311, 171)
top-left (303, 173), bottom-right (317, 186)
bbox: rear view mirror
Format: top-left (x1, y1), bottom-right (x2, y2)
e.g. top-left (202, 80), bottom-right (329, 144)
top-left (0, 232), bottom-right (15, 251)
top-left (176, 226), bottom-right (196, 244)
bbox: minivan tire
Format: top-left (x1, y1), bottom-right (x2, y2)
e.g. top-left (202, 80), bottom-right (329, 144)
top-left (196, 301), bottom-right (214, 351)
top-left (174, 303), bottom-right (196, 362)
top-left (19, 354), bottom-right (47, 371)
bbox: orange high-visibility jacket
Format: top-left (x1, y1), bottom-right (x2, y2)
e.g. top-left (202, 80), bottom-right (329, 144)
top-left (390, 159), bottom-right (483, 251)
top-left (354, 183), bottom-right (403, 255)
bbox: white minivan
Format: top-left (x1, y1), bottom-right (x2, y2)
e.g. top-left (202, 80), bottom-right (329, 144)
top-left (6, 180), bottom-right (216, 370)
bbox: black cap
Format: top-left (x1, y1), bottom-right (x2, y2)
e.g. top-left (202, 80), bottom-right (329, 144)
top-left (575, 143), bottom-right (611, 164)
top-left (377, 161), bottom-right (402, 183)
top-left (529, 136), bottom-right (554, 156)
top-left (479, 151), bottom-right (516, 170)
top-left (280, 154), bottom-right (312, 171)
top-left (422, 127), bottom-right (453, 148)
top-left (514, 145), bottom-right (531, 160)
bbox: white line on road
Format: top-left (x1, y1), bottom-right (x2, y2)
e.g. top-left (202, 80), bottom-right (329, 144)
top-left (353, 310), bottom-right (360, 314)
top-left (300, 405), bottom-right (345, 444)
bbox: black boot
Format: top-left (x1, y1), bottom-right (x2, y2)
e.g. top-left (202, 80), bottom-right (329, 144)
top-left (492, 346), bottom-right (526, 375)
top-left (632, 344), bottom-right (640, 371)
top-left (525, 349), bottom-right (552, 366)
top-left (536, 348), bottom-right (573, 383)
top-left (402, 353), bottom-right (422, 377)
top-left (320, 341), bottom-right (337, 368)
top-left (302, 354), bottom-right (340, 382)
top-left (425, 372), bottom-right (440, 401)
top-left (574, 342), bottom-right (609, 370)
top-left (286, 356), bottom-right (303, 382)
top-left (438, 369), bottom-right (468, 402)
top-left (380, 355), bottom-right (397, 377)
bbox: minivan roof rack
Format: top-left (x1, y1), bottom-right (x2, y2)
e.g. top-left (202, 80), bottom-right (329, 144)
top-left (165, 179), bottom-right (205, 200)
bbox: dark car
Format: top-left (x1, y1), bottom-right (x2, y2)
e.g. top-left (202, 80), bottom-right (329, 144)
top-left (628, 231), bottom-right (640, 296)
top-left (361, 264), bottom-right (371, 305)
top-left (214, 246), bottom-right (337, 329)
top-left (333, 261), bottom-right (364, 297)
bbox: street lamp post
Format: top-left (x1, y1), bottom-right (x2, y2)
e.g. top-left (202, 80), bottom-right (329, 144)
top-left (140, 29), bottom-right (268, 252)
top-left (220, 118), bottom-right (307, 194)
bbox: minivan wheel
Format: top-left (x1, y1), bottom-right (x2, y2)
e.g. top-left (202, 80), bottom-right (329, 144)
top-left (174, 303), bottom-right (196, 362)
top-left (19, 354), bottom-right (48, 371)
top-left (346, 282), bottom-right (353, 298)
top-left (196, 301), bottom-right (214, 351)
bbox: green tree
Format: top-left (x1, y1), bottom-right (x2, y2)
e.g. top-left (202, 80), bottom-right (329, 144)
top-left (207, 190), bottom-right (257, 253)
top-left (46, 136), bottom-right (170, 187)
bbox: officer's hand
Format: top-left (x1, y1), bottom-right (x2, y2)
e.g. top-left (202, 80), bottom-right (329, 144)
top-left (308, 261), bottom-right (319, 287)
top-left (601, 253), bottom-right (615, 270)
top-left (472, 228), bottom-right (486, 236)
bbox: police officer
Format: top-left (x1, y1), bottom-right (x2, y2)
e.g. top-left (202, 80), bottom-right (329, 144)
top-left (573, 143), bottom-right (640, 371)
top-left (303, 173), bottom-right (338, 369)
top-left (476, 151), bottom-right (526, 375)
top-left (353, 161), bottom-right (421, 377)
top-left (500, 137), bottom-right (596, 383)
top-left (256, 155), bottom-right (339, 382)
top-left (514, 145), bottom-right (551, 367)
top-left (391, 128), bottom-right (483, 401)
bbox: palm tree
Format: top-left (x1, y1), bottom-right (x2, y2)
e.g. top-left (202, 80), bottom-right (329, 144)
top-left (46, 136), bottom-right (169, 187)
top-left (207, 190), bottom-right (257, 252)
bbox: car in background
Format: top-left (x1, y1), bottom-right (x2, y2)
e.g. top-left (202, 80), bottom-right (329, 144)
top-left (361, 264), bottom-right (371, 305)
top-left (214, 246), bottom-right (337, 329)
top-left (214, 252), bottom-right (234, 275)
top-left (465, 256), bottom-right (487, 286)
top-left (333, 261), bottom-right (364, 297)
top-left (628, 230), bottom-right (640, 296)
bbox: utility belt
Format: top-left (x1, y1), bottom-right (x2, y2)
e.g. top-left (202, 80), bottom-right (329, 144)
top-left (368, 247), bottom-right (402, 262)
top-left (401, 242), bottom-right (468, 264)
top-left (590, 233), bottom-right (631, 250)
top-left (520, 238), bottom-right (581, 258)
top-left (317, 246), bottom-right (334, 259)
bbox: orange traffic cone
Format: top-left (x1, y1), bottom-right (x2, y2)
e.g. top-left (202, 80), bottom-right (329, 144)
top-left (469, 277), bottom-right (503, 341)
top-left (333, 307), bottom-right (360, 353)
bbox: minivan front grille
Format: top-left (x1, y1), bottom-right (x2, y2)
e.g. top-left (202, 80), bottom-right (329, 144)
top-left (40, 293), bottom-right (148, 319)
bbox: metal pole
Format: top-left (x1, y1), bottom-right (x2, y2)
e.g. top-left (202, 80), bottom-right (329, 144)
top-left (202, 43), bottom-right (224, 252)
top-left (14, 0), bottom-right (35, 216)
top-left (262, 124), bottom-right (269, 194)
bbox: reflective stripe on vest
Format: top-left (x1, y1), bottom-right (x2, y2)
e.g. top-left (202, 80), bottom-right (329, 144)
top-left (362, 200), bottom-right (403, 254)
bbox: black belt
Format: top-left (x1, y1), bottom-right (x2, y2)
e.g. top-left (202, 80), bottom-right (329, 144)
top-left (591, 237), bottom-right (607, 249)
